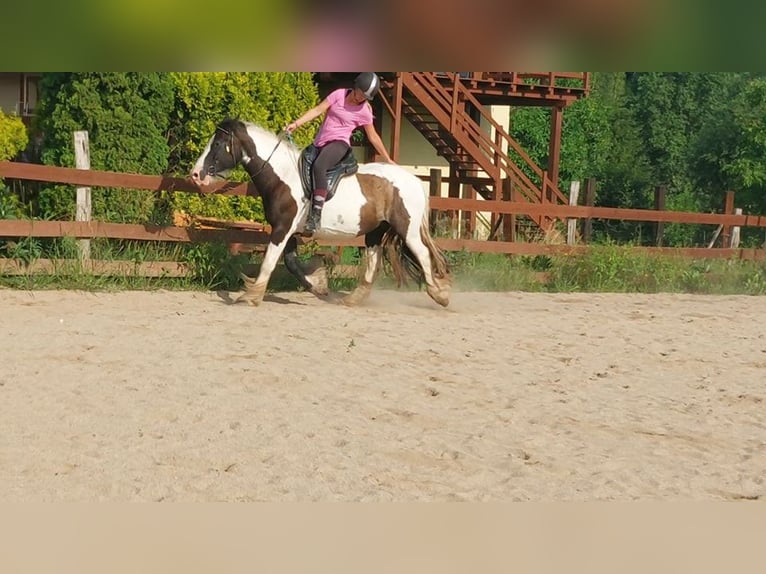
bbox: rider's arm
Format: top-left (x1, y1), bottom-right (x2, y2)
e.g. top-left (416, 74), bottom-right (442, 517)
top-left (363, 123), bottom-right (394, 163)
top-left (286, 99), bottom-right (331, 132)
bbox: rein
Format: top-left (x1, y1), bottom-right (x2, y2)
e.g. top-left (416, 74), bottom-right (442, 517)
top-left (215, 126), bottom-right (292, 181)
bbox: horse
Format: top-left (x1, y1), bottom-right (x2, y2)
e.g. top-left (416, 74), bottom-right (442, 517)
top-left (190, 118), bottom-right (451, 308)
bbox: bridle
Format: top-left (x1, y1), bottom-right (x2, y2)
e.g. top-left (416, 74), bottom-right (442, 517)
top-left (212, 126), bottom-right (291, 181)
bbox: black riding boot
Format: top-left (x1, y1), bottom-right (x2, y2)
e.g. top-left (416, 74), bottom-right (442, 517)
top-left (304, 206), bottom-right (323, 235)
top-left (303, 188), bottom-right (327, 236)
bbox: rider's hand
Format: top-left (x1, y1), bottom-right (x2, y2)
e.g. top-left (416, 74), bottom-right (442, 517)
top-left (285, 121), bottom-right (299, 133)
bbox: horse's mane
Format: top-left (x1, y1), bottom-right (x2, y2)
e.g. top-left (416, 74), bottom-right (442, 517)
top-left (236, 120), bottom-right (301, 155)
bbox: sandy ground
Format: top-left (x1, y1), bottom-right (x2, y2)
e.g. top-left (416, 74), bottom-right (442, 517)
top-left (1, 287), bottom-right (764, 502)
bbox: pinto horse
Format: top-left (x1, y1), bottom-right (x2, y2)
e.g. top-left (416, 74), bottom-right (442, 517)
top-left (190, 118), bottom-right (451, 307)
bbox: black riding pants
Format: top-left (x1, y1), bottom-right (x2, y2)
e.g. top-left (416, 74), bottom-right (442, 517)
top-left (312, 140), bottom-right (350, 190)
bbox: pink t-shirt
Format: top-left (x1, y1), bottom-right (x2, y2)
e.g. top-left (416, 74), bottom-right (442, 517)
top-left (314, 88), bottom-right (374, 147)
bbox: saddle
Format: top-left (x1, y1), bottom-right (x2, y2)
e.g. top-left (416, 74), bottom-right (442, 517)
top-left (298, 144), bottom-right (359, 202)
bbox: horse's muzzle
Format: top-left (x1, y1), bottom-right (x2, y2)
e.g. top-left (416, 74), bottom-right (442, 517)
top-left (190, 171), bottom-right (210, 187)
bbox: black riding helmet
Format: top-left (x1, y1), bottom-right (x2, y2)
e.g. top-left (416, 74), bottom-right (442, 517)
top-left (354, 72), bottom-right (380, 100)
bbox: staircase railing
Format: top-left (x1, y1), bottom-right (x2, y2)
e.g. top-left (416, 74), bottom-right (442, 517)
top-left (400, 72), bottom-right (569, 207)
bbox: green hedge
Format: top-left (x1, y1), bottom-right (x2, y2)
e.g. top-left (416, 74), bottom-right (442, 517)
top-left (167, 72), bottom-right (319, 223)
top-left (30, 72), bottom-right (319, 225)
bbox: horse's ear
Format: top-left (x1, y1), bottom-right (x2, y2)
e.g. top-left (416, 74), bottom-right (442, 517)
top-left (218, 118), bottom-right (236, 132)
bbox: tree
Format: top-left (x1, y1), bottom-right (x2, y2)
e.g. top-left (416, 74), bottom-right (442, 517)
top-left (0, 109), bottom-right (29, 219)
top-left (624, 73), bottom-right (745, 245)
top-left (34, 73), bottom-right (175, 223)
top-left (508, 73), bottom-right (653, 241)
top-left (693, 76), bottom-right (766, 245)
top-left (628, 72), bottom-right (742, 245)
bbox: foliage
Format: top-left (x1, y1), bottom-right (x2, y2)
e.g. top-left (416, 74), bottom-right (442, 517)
top-left (444, 252), bottom-right (547, 292)
top-left (547, 244), bottom-right (766, 294)
top-left (0, 109), bottom-right (28, 161)
top-left (694, 77), bottom-right (766, 214)
top-left (33, 73), bottom-right (175, 223)
top-left (183, 241), bottom-right (249, 291)
top-left (0, 111), bottom-right (29, 234)
top-left (166, 72), bottom-right (319, 223)
top-left (509, 72), bottom-right (766, 247)
top-left (0, 184), bottom-right (23, 219)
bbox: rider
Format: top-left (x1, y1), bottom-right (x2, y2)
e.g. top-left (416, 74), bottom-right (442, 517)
top-left (285, 72), bottom-right (394, 236)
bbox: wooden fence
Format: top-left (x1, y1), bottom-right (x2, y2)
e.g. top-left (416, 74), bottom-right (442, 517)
top-left (2, 161), bottom-right (766, 278)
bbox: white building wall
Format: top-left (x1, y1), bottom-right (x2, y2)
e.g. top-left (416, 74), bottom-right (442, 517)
top-left (0, 75), bottom-right (19, 115)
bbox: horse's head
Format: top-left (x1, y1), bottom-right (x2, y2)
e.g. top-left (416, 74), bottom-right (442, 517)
top-left (190, 119), bottom-right (258, 186)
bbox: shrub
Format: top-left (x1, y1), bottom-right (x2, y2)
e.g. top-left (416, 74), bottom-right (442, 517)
top-left (34, 73), bottom-right (175, 223)
top-left (0, 109), bottom-right (28, 162)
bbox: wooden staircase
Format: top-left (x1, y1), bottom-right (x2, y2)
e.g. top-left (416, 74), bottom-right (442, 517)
top-left (378, 72), bottom-right (578, 231)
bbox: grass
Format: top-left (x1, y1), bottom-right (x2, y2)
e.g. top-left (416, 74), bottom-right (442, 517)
top-left (2, 238), bottom-right (766, 296)
top-left (545, 244), bottom-right (766, 295)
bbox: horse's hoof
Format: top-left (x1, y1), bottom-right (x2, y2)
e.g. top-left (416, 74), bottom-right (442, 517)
top-left (343, 283), bottom-right (372, 306)
top-left (306, 266), bottom-right (329, 297)
top-left (427, 285), bottom-right (450, 307)
top-left (235, 293), bottom-right (261, 306)
top-left (239, 273), bottom-right (256, 287)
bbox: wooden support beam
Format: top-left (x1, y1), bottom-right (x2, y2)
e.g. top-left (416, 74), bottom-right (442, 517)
top-left (582, 178), bottom-right (596, 243)
top-left (461, 183), bottom-right (475, 239)
top-left (567, 181), bottom-right (580, 246)
top-left (655, 185), bottom-right (667, 246)
top-left (502, 178), bottom-right (515, 242)
top-left (74, 130), bottom-right (91, 261)
top-left (722, 190), bottom-right (735, 247)
top-left (731, 208), bottom-right (743, 248)
top-left (547, 106), bottom-right (563, 190)
top-left (428, 168), bottom-right (442, 231)
top-left (448, 164), bottom-right (460, 238)
top-left (390, 72), bottom-right (403, 163)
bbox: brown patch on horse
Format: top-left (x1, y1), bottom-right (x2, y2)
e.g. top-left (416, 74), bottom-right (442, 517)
top-left (261, 181), bottom-right (298, 245)
top-left (233, 122), bottom-right (297, 245)
top-left (231, 121), bottom-right (259, 160)
top-left (357, 174), bottom-right (410, 236)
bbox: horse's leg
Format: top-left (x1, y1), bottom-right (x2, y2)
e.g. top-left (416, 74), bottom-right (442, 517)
top-left (236, 236), bottom-right (290, 306)
top-left (282, 235), bottom-right (329, 297)
top-left (400, 221), bottom-right (451, 307)
top-left (343, 224), bottom-right (386, 306)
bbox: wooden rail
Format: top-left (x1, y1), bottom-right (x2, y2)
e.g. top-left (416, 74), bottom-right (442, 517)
top-left (2, 161), bottom-right (766, 274)
top-left (0, 161), bottom-right (252, 196)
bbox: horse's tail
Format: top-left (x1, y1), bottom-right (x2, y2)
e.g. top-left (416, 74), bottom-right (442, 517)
top-left (380, 225), bottom-right (423, 287)
top-left (380, 219), bottom-right (451, 288)
top-left (418, 217), bottom-right (451, 284)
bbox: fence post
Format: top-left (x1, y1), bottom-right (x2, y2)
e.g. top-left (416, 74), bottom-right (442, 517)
top-left (721, 190), bottom-right (735, 248)
top-left (566, 181), bottom-right (580, 246)
top-left (654, 185), bottom-right (666, 246)
top-left (731, 207), bottom-right (742, 248)
top-left (582, 178), bottom-right (595, 244)
top-left (74, 131), bottom-right (91, 261)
